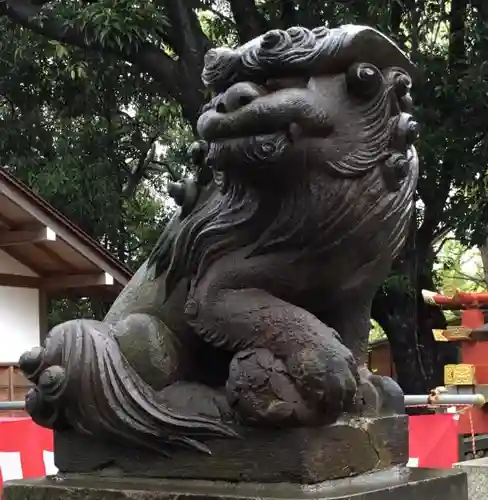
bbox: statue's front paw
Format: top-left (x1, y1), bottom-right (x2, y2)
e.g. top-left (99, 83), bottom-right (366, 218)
top-left (286, 345), bottom-right (358, 422)
top-left (19, 348), bottom-right (70, 430)
top-left (226, 348), bottom-right (323, 426)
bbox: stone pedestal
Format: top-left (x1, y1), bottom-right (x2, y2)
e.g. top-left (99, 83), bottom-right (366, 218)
top-left (454, 457), bottom-right (488, 500)
top-left (3, 468), bottom-right (468, 500)
top-left (53, 416), bottom-right (408, 483)
top-left (2, 415), bottom-right (469, 500)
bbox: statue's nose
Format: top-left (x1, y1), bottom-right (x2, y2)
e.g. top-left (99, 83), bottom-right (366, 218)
top-left (217, 82), bottom-right (265, 113)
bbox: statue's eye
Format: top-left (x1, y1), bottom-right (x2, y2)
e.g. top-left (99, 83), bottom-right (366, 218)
top-left (346, 63), bottom-right (383, 99)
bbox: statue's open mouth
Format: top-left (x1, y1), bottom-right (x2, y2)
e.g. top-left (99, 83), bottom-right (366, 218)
top-left (197, 88), bottom-right (333, 144)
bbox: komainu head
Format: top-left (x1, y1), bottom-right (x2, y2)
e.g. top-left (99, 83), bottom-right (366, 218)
top-left (198, 25), bottom-right (418, 193)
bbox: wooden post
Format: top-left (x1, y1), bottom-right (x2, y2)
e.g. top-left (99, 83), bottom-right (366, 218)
top-left (7, 365), bottom-right (13, 401)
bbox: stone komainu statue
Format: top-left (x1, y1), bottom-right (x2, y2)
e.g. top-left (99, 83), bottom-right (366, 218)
top-left (19, 25), bottom-right (418, 456)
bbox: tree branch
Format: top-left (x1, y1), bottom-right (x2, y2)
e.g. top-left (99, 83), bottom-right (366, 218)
top-left (432, 224), bottom-right (451, 243)
top-left (229, 0), bottom-right (267, 42)
top-left (158, 0), bottom-right (212, 126)
top-left (430, 0), bottom-right (448, 50)
top-left (151, 160), bottom-right (180, 182)
top-left (449, 272), bottom-right (485, 287)
top-left (196, 1), bottom-right (235, 29)
top-left (161, 0), bottom-right (211, 65)
top-left (207, 7), bottom-right (235, 28)
top-left (433, 236), bottom-right (456, 257)
top-left (279, 0), bottom-right (298, 28)
top-left (448, 0), bottom-right (467, 72)
top-left (0, 93), bottom-right (17, 120)
top-left (122, 135), bottom-right (159, 198)
top-left (1, 0), bottom-right (180, 97)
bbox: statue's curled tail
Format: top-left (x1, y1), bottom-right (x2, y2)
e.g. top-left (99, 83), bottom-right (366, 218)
top-left (19, 319), bottom-right (237, 455)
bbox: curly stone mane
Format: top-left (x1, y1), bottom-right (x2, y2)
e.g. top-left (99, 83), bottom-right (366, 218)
top-left (159, 51), bottom-right (417, 296)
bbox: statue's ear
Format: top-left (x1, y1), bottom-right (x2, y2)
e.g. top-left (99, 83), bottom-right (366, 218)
top-left (331, 25), bottom-right (418, 82)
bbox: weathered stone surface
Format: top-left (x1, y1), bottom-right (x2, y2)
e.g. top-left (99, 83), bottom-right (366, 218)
top-left (54, 416), bottom-right (407, 483)
top-left (18, 24), bottom-right (419, 455)
top-left (2, 467), bottom-right (468, 500)
top-left (454, 457), bottom-right (488, 500)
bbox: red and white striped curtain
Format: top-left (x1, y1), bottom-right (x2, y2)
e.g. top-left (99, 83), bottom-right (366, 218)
top-left (0, 412), bottom-right (461, 494)
top-left (0, 417), bottom-right (55, 494)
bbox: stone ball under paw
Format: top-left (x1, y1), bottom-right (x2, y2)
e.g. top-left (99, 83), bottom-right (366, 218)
top-left (226, 348), bottom-right (322, 425)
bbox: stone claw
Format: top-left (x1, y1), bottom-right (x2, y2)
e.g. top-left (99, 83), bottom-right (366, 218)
top-left (356, 366), bottom-right (404, 415)
top-left (286, 346), bottom-right (358, 421)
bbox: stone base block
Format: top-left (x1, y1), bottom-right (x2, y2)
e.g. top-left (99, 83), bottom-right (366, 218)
top-left (53, 415), bottom-right (407, 483)
top-left (454, 456), bottom-right (488, 500)
top-left (2, 467), bottom-right (468, 500)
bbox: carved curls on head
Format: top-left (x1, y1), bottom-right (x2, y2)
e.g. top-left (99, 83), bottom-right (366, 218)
top-left (377, 68), bottom-right (418, 192)
top-left (346, 63), bottom-right (384, 100)
top-left (202, 25), bottom-right (416, 92)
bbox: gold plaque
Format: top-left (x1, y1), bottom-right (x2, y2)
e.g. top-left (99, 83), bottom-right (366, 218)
top-left (433, 329), bottom-right (448, 341)
top-left (444, 364), bottom-right (476, 386)
top-left (443, 326), bottom-right (472, 340)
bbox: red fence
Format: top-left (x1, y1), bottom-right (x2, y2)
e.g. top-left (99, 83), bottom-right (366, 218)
top-left (0, 413), bottom-right (460, 492)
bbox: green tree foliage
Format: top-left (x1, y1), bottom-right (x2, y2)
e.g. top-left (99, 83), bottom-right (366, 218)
top-left (2, 0), bottom-right (488, 392)
top-left (0, 10), bottom-right (193, 323)
top-left (435, 239), bottom-right (485, 294)
top-left (369, 320), bottom-right (386, 344)
top-left (0, 16), bottom-right (193, 269)
top-left (434, 238), bottom-right (485, 326)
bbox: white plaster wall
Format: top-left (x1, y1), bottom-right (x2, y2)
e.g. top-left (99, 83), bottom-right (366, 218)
top-left (0, 251), bottom-right (41, 363)
top-left (0, 250), bottom-right (38, 277)
top-left (0, 286), bottom-right (40, 363)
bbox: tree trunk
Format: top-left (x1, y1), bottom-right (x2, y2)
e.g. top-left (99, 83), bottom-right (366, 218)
top-left (478, 238), bottom-right (488, 285)
top-left (372, 287), bottom-right (426, 394)
top-left (372, 220), bottom-right (457, 393)
top-left (372, 222), bottom-right (427, 393)
top-left (448, 0), bottom-right (467, 71)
